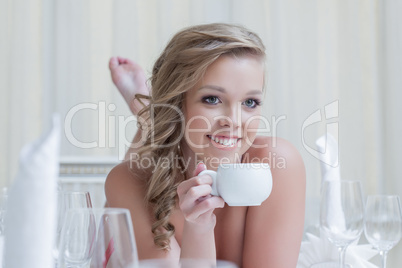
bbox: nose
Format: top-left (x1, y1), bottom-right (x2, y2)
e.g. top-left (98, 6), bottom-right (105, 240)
top-left (218, 103), bottom-right (241, 128)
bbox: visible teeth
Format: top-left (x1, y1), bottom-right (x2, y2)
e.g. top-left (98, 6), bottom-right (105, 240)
top-left (209, 136), bottom-right (237, 147)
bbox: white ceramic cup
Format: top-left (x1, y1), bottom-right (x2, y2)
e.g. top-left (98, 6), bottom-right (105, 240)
top-left (199, 163), bottom-right (272, 206)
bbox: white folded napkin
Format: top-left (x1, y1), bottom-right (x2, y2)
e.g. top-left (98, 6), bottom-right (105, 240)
top-left (4, 115), bottom-right (60, 268)
top-left (297, 233), bottom-right (378, 268)
top-left (316, 134), bottom-right (345, 230)
top-left (297, 134), bottom-right (377, 267)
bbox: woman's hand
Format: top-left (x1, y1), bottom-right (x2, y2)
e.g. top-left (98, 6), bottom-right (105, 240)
top-left (177, 162), bottom-right (225, 232)
top-left (177, 162), bottom-right (224, 260)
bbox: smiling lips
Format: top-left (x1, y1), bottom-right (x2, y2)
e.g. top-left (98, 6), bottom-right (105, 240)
top-left (207, 135), bottom-right (240, 148)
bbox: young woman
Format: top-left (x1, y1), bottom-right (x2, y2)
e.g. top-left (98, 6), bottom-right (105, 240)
top-left (106, 23), bottom-right (306, 267)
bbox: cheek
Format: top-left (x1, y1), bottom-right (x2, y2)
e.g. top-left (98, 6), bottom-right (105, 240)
top-left (184, 116), bottom-right (212, 147)
top-left (186, 117), bottom-right (211, 133)
top-left (185, 107), bottom-right (217, 131)
top-left (243, 113), bottom-right (261, 138)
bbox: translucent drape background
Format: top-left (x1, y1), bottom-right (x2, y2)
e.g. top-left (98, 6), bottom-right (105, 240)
top-left (1, 0), bottom-right (401, 265)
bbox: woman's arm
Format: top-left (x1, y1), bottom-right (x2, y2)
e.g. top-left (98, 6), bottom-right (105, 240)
top-left (242, 137), bottom-right (306, 267)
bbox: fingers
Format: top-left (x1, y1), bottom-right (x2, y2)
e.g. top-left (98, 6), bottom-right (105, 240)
top-left (177, 162), bottom-right (208, 196)
top-left (177, 175), bottom-right (223, 222)
top-left (185, 196), bottom-right (225, 221)
top-left (181, 184), bottom-right (213, 205)
top-left (177, 162), bottom-right (224, 223)
top-left (177, 174), bottom-right (212, 197)
top-left (193, 162), bottom-right (207, 176)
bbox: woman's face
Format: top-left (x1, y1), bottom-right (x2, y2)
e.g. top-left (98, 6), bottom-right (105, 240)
top-left (182, 54), bottom-right (264, 167)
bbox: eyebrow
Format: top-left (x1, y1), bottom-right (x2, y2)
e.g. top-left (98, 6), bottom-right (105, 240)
top-left (198, 85), bottom-right (263, 95)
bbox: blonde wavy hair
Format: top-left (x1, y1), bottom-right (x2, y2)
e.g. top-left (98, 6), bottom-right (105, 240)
top-left (135, 23), bottom-right (266, 251)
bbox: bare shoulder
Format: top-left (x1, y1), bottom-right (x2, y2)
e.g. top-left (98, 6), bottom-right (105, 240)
top-left (104, 161), bottom-right (147, 207)
top-left (105, 161), bottom-right (181, 260)
top-left (246, 136), bottom-right (306, 195)
top-left (246, 136), bottom-right (305, 171)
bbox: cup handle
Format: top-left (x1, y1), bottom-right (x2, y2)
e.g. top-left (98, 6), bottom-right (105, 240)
top-left (198, 170), bottom-right (219, 196)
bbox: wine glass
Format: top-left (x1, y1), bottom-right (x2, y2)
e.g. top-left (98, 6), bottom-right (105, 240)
top-left (319, 180), bottom-right (364, 268)
top-left (364, 195), bottom-right (402, 268)
top-left (54, 191), bottom-right (92, 266)
top-left (58, 208), bottom-right (138, 268)
top-left (57, 207), bottom-right (97, 267)
top-left (89, 208), bottom-right (138, 268)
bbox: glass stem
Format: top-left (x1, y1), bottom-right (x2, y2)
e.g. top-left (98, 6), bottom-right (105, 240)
top-left (379, 250), bottom-right (388, 268)
top-left (338, 246), bottom-right (348, 268)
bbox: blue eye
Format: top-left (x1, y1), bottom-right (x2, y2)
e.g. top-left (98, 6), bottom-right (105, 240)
top-left (202, 96), bottom-right (220, 105)
top-left (243, 99), bottom-right (261, 108)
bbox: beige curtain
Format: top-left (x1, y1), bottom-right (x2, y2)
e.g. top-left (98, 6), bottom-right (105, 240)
top-left (1, 0), bottom-right (44, 187)
top-left (1, 0), bottom-right (401, 265)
